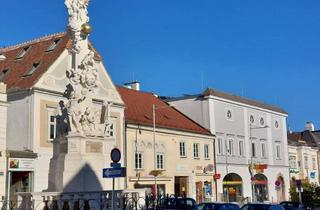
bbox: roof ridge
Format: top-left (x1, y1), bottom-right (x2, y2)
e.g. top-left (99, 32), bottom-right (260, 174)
top-left (0, 32), bottom-right (67, 52)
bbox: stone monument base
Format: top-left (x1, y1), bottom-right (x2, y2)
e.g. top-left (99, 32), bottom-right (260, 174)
top-left (48, 135), bottom-right (115, 192)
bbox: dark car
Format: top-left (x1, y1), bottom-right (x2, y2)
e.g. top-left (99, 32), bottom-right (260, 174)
top-left (241, 203), bottom-right (285, 210)
top-left (198, 202), bottom-right (240, 210)
top-left (157, 197), bottom-right (197, 210)
top-left (280, 201), bottom-right (304, 210)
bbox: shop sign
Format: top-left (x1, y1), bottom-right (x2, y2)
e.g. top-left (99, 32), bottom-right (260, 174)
top-left (289, 168), bottom-right (299, 174)
top-left (9, 158), bottom-right (35, 171)
top-left (204, 164), bottom-right (214, 172)
top-left (213, 173), bottom-right (221, 180)
top-left (310, 172), bottom-right (316, 179)
top-left (254, 164), bottom-right (267, 173)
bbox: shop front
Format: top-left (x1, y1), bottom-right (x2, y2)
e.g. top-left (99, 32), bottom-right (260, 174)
top-left (6, 151), bottom-right (37, 209)
top-left (222, 173), bottom-right (243, 202)
top-left (253, 174), bottom-right (268, 202)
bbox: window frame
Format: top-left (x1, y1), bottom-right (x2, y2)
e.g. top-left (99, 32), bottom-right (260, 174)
top-left (261, 142), bottom-right (267, 158)
top-left (134, 152), bottom-right (143, 170)
top-left (239, 140), bottom-right (244, 157)
top-left (275, 144), bottom-right (281, 160)
top-left (251, 141), bottom-right (256, 158)
top-left (217, 137), bottom-right (223, 155)
top-left (289, 155), bottom-right (297, 169)
top-left (179, 141), bottom-right (186, 157)
top-left (204, 144), bottom-right (210, 160)
top-left (227, 138), bottom-right (234, 156)
top-left (156, 153), bottom-right (165, 170)
top-left (47, 107), bottom-right (57, 142)
top-left (193, 143), bottom-right (200, 159)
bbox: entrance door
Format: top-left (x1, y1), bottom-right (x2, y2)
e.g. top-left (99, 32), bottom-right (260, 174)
top-left (196, 181), bottom-right (203, 203)
top-left (10, 172), bottom-right (33, 209)
top-left (174, 176), bottom-right (188, 197)
top-left (223, 173), bottom-right (243, 202)
top-left (276, 176), bottom-right (285, 202)
top-left (254, 174), bottom-right (268, 202)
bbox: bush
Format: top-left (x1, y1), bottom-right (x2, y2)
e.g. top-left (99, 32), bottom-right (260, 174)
top-left (289, 182), bottom-right (320, 208)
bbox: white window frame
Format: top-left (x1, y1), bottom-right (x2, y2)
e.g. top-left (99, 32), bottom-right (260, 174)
top-left (193, 143), bottom-right (199, 159)
top-left (289, 155), bottom-right (297, 169)
top-left (276, 144), bottom-right (281, 160)
top-left (135, 152), bottom-right (143, 170)
top-left (239, 140), bottom-right (244, 157)
top-left (204, 144), bottom-right (209, 159)
top-left (47, 108), bottom-right (57, 142)
top-left (304, 156), bottom-right (309, 169)
top-left (179, 141), bottom-right (186, 157)
top-left (227, 138), bottom-right (234, 156)
top-left (312, 157), bottom-right (316, 170)
top-left (217, 137), bottom-right (223, 155)
top-left (251, 141), bottom-right (256, 158)
top-left (261, 142), bottom-right (267, 158)
top-left (156, 153), bottom-right (165, 169)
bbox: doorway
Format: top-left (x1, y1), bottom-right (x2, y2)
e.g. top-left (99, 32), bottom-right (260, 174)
top-left (174, 176), bottom-right (188, 197)
top-left (254, 174), bottom-right (268, 202)
top-left (9, 171), bottom-right (33, 209)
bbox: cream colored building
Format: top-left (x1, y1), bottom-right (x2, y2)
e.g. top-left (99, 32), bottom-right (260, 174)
top-left (0, 83), bottom-right (8, 204)
top-left (118, 84), bottom-right (215, 203)
top-left (288, 123), bottom-right (320, 185)
top-left (0, 33), bottom-right (125, 206)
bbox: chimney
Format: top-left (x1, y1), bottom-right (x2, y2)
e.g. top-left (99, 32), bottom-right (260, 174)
top-left (305, 122), bottom-right (315, 131)
top-left (0, 82), bottom-right (7, 102)
top-left (0, 54), bottom-right (6, 61)
top-left (124, 81), bottom-right (140, 91)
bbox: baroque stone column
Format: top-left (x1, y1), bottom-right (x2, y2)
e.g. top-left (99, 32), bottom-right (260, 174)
top-left (48, 0), bottom-right (114, 192)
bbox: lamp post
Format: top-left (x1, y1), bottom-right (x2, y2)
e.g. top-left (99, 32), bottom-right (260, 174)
top-left (150, 103), bottom-right (170, 205)
top-left (249, 123), bottom-right (269, 203)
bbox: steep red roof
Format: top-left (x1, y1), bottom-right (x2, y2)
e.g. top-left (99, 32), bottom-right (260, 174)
top-left (117, 86), bottom-right (212, 136)
top-left (0, 32), bottom-right (101, 92)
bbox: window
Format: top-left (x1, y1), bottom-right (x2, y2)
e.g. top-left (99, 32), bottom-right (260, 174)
top-left (250, 115), bottom-right (255, 124)
top-left (217, 138), bottom-right (223, 155)
top-left (312, 157), bottom-right (316, 170)
top-left (135, 152), bottom-right (143, 169)
top-left (23, 62), bottom-right (40, 77)
top-left (251, 142), bottom-right (256, 157)
top-left (275, 120), bottom-right (279, 128)
top-left (0, 69), bottom-right (9, 81)
top-left (260, 117), bottom-right (265, 126)
top-left (226, 109), bottom-right (234, 121)
top-left (156, 153), bottom-right (164, 169)
top-left (289, 156), bottom-right (297, 168)
top-left (193, 143), bottom-right (199, 158)
top-left (179, 142), bottom-right (186, 157)
top-left (239, 141), bottom-right (244, 157)
top-left (261, 142), bottom-right (266, 158)
top-left (46, 39), bottom-right (61, 52)
top-left (276, 145), bottom-right (281, 159)
top-left (304, 156), bottom-right (308, 169)
top-left (15, 46), bottom-right (30, 59)
top-left (227, 139), bottom-right (234, 155)
top-left (47, 108), bottom-right (56, 141)
top-left (204, 144), bottom-right (209, 159)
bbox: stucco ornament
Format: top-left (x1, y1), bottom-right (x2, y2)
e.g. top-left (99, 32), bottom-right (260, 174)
top-left (65, 0), bottom-right (113, 137)
top-left (65, 0), bottom-right (90, 53)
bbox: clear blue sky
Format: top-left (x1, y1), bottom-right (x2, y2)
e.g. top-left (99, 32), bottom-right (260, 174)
top-left (1, 0), bottom-right (320, 131)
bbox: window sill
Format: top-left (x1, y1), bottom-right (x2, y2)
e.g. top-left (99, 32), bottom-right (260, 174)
top-left (194, 157), bottom-right (200, 160)
top-left (180, 156), bottom-right (187, 158)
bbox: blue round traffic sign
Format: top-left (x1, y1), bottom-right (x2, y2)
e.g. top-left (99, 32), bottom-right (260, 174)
top-left (111, 148), bottom-right (121, 163)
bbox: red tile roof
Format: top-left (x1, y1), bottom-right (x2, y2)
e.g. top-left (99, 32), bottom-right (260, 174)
top-left (117, 86), bottom-right (212, 136)
top-left (0, 32), bottom-right (101, 92)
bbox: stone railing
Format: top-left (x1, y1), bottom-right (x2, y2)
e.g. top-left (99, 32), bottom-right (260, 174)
top-left (16, 189), bottom-right (146, 210)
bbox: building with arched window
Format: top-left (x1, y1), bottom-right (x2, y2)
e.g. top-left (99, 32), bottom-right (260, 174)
top-left (167, 88), bottom-right (290, 203)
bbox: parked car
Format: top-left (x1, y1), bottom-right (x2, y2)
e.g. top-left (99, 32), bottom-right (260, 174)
top-left (280, 201), bottom-right (305, 210)
top-left (198, 202), bottom-right (240, 210)
top-left (157, 197), bottom-right (197, 210)
top-left (241, 203), bottom-right (285, 210)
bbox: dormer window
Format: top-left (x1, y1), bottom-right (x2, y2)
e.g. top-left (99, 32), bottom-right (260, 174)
top-left (0, 69), bottom-right (9, 81)
top-left (46, 39), bottom-right (61, 52)
top-left (23, 62), bottom-right (40, 77)
top-left (15, 46), bottom-right (30, 60)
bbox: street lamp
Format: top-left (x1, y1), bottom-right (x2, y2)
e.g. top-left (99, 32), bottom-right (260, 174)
top-left (249, 123), bottom-right (269, 203)
top-left (149, 103), bottom-right (170, 203)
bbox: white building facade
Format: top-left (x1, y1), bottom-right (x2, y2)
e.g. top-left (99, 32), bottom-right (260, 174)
top-left (168, 88), bottom-right (290, 203)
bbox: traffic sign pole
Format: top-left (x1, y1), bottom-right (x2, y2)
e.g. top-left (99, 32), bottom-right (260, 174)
top-left (112, 177), bottom-right (115, 210)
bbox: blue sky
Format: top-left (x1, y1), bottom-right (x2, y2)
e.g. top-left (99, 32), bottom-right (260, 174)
top-left (1, 0), bottom-right (320, 131)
